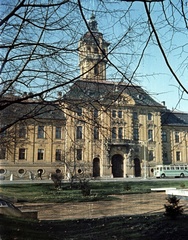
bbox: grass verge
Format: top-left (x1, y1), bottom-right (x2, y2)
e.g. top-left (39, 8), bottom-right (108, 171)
top-left (0, 180), bottom-right (188, 203)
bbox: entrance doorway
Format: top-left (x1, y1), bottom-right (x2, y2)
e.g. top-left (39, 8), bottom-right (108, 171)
top-left (93, 158), bottom-right (100, 177)
top-left (112, 154), bottom-right (123, 177)
top-left (134, 158), bottom-right (141, 177)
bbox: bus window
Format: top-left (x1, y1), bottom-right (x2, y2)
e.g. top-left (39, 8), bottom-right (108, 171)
top-left (167, 167), bottom-right (170, 170)
top-left (176, 167), bottom-right (179, 170)
top-left (185, 167), bottom-right (187, 170)
top-left (171, 167), bottom-right (174, 170)
top-left (163, 167), bottom-right (166, 170)
top-left (160, 167), bottom-right (162, 171)
top-left (181, 167), bottom-right (184, 170)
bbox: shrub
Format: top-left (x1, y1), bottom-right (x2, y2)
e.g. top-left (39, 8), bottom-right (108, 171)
top-left (124, 184), bottom-right (131, 191)
top-left (79, 178), bottom-right (91, 196)
top-left (164, 195), bottom-right (183, 219)
top-left (180, 183), bottom-right (185, 189)
top-left (51, 169), bottom-right (63, 189)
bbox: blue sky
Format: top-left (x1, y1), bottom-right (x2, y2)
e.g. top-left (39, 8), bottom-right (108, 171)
top-left (1, 0), bottom-right (187, 112)
top-left (81, 0), bottom-right (188, 112)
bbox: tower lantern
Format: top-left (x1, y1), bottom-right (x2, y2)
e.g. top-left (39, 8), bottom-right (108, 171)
top-left (79, 14), bottom-right (110, 81)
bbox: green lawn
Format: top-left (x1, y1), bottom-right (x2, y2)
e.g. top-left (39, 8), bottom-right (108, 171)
top-left (1, 180), bottom-right (188, 203)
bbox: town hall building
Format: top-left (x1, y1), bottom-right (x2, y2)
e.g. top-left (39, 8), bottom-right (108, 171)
top-left (0, 14), bottom-right (188, 180)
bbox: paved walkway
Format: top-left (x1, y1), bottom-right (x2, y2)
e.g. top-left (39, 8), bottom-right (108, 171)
top-left (16, 192), bottom-right (188, 221)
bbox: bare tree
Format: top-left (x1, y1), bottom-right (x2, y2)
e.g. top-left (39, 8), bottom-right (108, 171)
top-left (1, 0), bottom-right (188, 131)
top-left (1, 1), bottom-right (81, 105)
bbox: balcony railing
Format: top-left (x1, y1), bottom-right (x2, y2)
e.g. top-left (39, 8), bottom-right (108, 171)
top-left (107, 138), bottom-right (135, 145)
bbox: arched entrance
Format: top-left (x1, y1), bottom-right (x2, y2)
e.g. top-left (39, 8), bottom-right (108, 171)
top-left (112, 154), bottom-right (123, 177)
top-left (93, 158), bottom-right (100, 177)
top-left (134, 158), bottom-right (141, 177)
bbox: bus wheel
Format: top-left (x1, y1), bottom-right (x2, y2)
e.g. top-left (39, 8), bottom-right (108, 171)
top-left (180, 173), bottom-right (184, 178)
top-left (161, 173), bottom-right (165, 178)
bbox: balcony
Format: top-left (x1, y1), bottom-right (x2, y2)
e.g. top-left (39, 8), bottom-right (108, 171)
top-left (107, 138), bottom-right (135, 146)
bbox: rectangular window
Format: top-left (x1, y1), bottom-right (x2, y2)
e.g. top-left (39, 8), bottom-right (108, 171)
top-left (118, 111), bottom-right (122, 118)
top-left (76, 126), bottom-right (82, 139)
top-left (94, 109), bottom-right (98, 118)
top-left (55, 127), bottom-right (61, 139)
top-left (163, 152), bottom-right (168, 162)
top-left (112, 127), bottom-right (116, 139)
top-left (55, 149), bottom-right (62, 161)
top-left (133, 112), bottom-right (138, 120)
top-left (112, 110), bottom-right (116, 118)
top-left (76, 149), bottom-right (82, 161)
top-left (94, 65), bottom-right (99, 75)
top-left (118, 127), bottom-right (123, 139)
top-left (94, 127), bottom-right (99, 140)
top-left (148, 113), bottom-right (152, 121)
top-left (162, 131), bottom-right (167, 142)
top-left (148, 129), bottom-right (153, 141)
top-left (149, 150), bottom-right (154, 161)
top-left (0, 148), bottom-right (6, 159)
top-left (38, 149), bottom-right (44, 160)
top-left (19, 125), bottom-right (27, 138)
top-left (133, 128), bottom-right (139, 141)
top-left (175, 132), bottom-right (179, 143)
top-left (38, 126), bottom-right (45, 138)
top-left (77, 107), bottom-right (82, 116)
top-left (176, 151), bottom-right (181, 161)
top-left (19, 148), bottom-right (26, 160)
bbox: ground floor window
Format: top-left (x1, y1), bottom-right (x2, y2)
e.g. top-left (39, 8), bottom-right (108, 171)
top-left (176, 151), bottom-right (181, 161)
top-left (55, 149), bottom-right (62, 161)
top-left (76, 149), bottom-right (82, 160)
top-left (38, 149), bottom-right (44, 160)
top-left (19, 148), bottom-right (26, 160)
top-left (0, 148), bottom-right (6, 159)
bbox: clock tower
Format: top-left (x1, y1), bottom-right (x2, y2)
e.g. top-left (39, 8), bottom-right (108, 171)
top-left (79, 13), bottom-right (110, 81)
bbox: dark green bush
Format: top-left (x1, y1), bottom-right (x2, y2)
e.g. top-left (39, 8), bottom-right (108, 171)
top-left (164, 195), bottom-right (183, 219)
top-left (79, 179), bottom-right (91, 196)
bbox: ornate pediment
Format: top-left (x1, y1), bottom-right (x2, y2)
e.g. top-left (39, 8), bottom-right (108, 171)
top-left (114, 93), bottom-right (135, 106)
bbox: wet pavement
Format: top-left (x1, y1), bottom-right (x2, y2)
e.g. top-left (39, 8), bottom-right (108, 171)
top-left (15, 192), bottom-right (188, 221)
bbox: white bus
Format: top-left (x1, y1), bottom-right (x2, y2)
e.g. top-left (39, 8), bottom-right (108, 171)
top-left (153, 165), bottom-right (188, 178)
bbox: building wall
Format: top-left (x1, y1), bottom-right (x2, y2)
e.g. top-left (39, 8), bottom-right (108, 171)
top-left (162, 126), bottom-right (188, 165)
top-left (1, 101), bottom-right (188, 180)
top-left (0, 120), bottom-right (67, 180)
